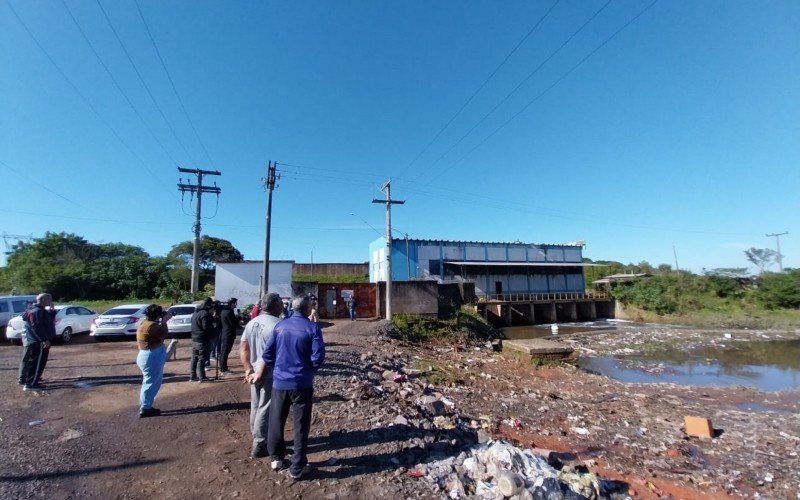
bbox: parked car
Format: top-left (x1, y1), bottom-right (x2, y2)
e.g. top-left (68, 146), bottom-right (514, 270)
top-left (6, 305), bottom-right (99, 344)
top-left (165, 303), bottom-right (201, 337)
top-left (89, 304), bottom-right (149, 340)
top-left (0, 295), bottom-right (37, 340)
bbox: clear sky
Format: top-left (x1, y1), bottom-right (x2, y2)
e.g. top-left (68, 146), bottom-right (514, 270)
top-left (1, 0), bottom-right (798, 273)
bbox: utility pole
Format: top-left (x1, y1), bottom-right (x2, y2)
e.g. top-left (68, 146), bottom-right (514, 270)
top-left (261, 161), bottom-right (279, 299)
top-left (672, 245), bottom-right (680, 273)
top-left (178, 167), bottom-right (221, 296)
top-left (766, 232), bottom-right (788, 272)
top-left (372, 180), bottom-right (404, 320)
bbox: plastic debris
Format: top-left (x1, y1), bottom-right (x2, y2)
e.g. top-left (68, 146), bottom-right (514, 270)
top-left (28, 420), bottom-right (44, 427)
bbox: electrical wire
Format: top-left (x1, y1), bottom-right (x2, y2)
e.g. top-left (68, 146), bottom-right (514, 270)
top-left (94, 0), bottom-right (199, 167)
top-left (134, 0), bottom-right (215, 167)
top-left (396, 0), bottom-right (562, 180)
top-left (5, 1), bottom-right (177, 200)
top-left (429, 0), bottom-right (661, 183)
top-left (60, 0), bottom-right (181, 169)
top-left (418, 0), bottom-right (614, 182)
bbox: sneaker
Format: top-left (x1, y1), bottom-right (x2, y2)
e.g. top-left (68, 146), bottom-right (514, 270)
top-left (139, 407), bottom-right (161, 418)
top-left (189, 377), bottom-right (198, 382)
top-left (220, 370), bottom-right (233, 376)
top-left (270, 459), bottom-right (286, 471)
top-left (289, 465), bottom-right (311, 480)
top-left (23, 384), bottom-right (44, 391)
top-left (251, 445), bottom-right (269, 458)
top-left (198, 378), bottom-right (211, 383)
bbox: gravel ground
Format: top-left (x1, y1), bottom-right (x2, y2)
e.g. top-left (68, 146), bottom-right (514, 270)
top-left (1, 319), bottom-right (798, 499)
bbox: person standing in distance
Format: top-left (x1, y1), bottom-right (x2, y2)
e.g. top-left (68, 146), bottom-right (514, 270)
top-left (189, 298), bottom-right (214, 382)
top-left (19, 293), bottom-right (56, 391)
top-left (240, 293), bottom-right (283, 458)
top-left (218, 298), bottom-right (239, 375)
top-left (346, 295), bottom-right (357, 321)
top-left (257, 296), bottom-right (325, 479)
top-left (135, 304), bottom-right (172, 417)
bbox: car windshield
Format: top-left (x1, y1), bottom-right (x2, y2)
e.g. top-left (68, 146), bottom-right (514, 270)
top-left (103, 308), bottom-right (140, 316)
top-left (168, 306), bottom-right (196, 316)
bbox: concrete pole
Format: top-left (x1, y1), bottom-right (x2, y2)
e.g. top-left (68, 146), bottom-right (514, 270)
top-left (190, 172), bottom-right (203, 295)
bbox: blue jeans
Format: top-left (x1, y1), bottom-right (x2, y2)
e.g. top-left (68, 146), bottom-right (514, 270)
top-left (137, 346), bottom-right (166, 410)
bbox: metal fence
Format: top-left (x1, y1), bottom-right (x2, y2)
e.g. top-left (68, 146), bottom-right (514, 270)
top-left (477, 291), bottom-right (609, 302)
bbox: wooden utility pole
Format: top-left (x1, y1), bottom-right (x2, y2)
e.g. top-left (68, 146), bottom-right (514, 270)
top-left (178, 167), bottom-right (221, 295)
top-left (261, 161), bottom-right (279, 299)
top-left (766, 232), bottom-right (788, 272)
top-left (372, 180), bottom-right (404, 320)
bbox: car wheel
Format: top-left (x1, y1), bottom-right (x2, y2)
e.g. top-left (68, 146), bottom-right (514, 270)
top-left (61, 327), bottom-right (73, 343)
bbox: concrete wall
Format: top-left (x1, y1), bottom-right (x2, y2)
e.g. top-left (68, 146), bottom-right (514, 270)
top-left (215, 261), bottom-right (293, 306)
top-left (293, 263), bottom-right (368, 276)
top-left (376, 281), bottom-right (439, 317)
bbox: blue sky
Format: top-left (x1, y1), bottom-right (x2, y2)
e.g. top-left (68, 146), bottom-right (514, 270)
top-left (1, 0), bottom-right (798, 273)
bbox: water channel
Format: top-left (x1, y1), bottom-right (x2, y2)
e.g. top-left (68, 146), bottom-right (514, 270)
top-left (502, 321), bottom-right (800, 392)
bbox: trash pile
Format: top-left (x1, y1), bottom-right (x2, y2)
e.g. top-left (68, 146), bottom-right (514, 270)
top-left (419, 440), bottom-right (601, 499)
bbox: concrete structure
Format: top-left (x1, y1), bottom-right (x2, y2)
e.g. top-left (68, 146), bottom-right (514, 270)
top-left (214, 261), bottom-right (294, 306)
top-left (293, 262), bottom-right (369, 277)
top-left (503, 338), bottom-right (574, 357)
top-left (369, 237), bottom-right (594, 295)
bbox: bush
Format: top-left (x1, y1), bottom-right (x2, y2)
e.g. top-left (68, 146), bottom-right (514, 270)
top-left (755, 270), bottom-right (800, 309)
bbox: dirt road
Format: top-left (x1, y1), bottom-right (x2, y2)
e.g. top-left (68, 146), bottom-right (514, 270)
top-left (1, 319), bottom-right (798, 499)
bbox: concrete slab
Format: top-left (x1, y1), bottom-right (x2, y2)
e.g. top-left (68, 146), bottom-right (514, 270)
top-left (504, 338), bottom-right (574, 356)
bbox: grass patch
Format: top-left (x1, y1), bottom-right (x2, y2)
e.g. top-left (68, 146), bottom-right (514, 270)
top-left (410, 359), bottom-right (469, 386)
top-left (619, 304), bottom-right (800, 329)
top-left (391, 306), bottom-right (500, 344)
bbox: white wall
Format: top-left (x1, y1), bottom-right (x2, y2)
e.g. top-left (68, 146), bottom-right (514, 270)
top-left (215, 262), bottom-right (293, 306)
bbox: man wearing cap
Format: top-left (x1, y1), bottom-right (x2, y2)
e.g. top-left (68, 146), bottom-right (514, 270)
top-left (19, 293), bottom-right (56, 391)
top-left (240, 293), bottom-right (283, 458)
top-left (218, 297), bottom-right (240, 375)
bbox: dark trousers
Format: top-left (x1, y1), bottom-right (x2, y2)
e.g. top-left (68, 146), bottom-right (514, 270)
top-left (19, 342), bottom-right (49, 387)
top-left (218, 332), bottom-right (236, 372)
top-left (268, 387), bottom-right (314, 475)
top-left (189, 341), bottom-right (209, 380)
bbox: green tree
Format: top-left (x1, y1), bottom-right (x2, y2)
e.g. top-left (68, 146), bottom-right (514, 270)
top-left (745, 247), bottom-right (777, 274)
top-left (168, 235), bottom-right (244, 271)
top-left (4, 232), bottom-right (93, 298)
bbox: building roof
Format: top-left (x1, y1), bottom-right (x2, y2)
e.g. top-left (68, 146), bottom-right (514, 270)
top-left (445, 261), bottom-right (602, 267)
top-left (379, 237), bottom-right (585, 248)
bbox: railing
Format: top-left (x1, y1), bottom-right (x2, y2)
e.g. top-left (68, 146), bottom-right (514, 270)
top-left (477, 291), bottom-right (609, 302)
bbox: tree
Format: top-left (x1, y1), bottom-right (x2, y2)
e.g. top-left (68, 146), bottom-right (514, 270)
top-left (168, 235), bottom-right (244, 271)
top-left (755, 269), bottom-right (800, 309)
top-left (745, 247), bottom-right (777, 275)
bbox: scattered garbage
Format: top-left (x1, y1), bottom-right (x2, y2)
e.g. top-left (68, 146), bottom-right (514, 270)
top-left (58, 428), bottom-right (84, 442)
top-left (28, 420), bottom-right (45, 427)
top-left (423, 440), bottom-right (601, 499)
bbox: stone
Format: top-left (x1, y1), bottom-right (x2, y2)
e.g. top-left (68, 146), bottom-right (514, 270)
top-left (426, 401), bottom-right (446, 416)
top-left (684, 416), bottom-right (714, 439)
top-left (476, 429), bottom-right (492, 444)
top-left (394, 415), bottom-right (409, 426)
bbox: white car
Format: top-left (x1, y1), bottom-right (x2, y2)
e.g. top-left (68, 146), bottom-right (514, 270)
top-left (6, 305), bottom-right (99, 344)
top-left (90, 304), bottom-right (149, 340)
top-left (166, 303), bottom-right (201, 336)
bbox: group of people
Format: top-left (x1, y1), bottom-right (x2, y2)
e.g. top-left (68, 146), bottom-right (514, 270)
top-left (18, 290), bottom-right (327, 480)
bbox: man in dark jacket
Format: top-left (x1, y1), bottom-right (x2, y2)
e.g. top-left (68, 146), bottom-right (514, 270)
top-left (260, 295), bottom-right (325, 479)
top-left (189, 298), bottom-right (214, 382)
top-left (218, 297), bottom-right (239, 375)
top-left (19, 293), bottom-right (56, 391)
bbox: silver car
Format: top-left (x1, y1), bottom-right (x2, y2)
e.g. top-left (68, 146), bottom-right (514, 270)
top-left (89, 304), bottom-right (149, 340)
top-left (166, 303), bottom-right (200, 336)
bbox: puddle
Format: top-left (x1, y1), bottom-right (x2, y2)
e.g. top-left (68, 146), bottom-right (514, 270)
top-left (579, 339), bottom-right (800, 392)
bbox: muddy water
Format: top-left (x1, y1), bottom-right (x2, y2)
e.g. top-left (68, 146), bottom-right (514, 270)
top-left (502, 321), bottom-right (800, 392)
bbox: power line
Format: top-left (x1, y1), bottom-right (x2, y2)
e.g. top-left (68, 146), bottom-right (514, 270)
top-left (419, 0), bottom-right (613, 181)
top-left (396, 0), bottom-right (562, 179)
top-left (134, 0), bottom-right (215, 167)
top-left (429, 0), bottom-right (660, 183)
top-left (94, 0), bottom-right (199, 167)
top-left (60, 0), bottom-right (180, 168)
top-left (5, 1), bottom-right (176, 199)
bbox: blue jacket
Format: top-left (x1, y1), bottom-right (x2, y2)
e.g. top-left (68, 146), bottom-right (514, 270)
top-left (23, 304), bottom-right (56, 346)
top-left (263, 311), bottom-right (325, 390)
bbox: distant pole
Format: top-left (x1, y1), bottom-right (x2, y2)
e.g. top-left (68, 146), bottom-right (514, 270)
top-left (178, 167), bottom-right (221, 295)
top-left (372, 180), bottom-right (405, 320)
top-left (672, 245), bottom-right (680, 272)
top-left (261, 161), bottom-right (279, 299)
top-left (766, 232), bottom-right (788, 272)
top-left (311, 248), bottom-right (314, 278)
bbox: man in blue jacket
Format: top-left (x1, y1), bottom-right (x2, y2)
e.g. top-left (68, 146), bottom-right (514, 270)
top-left (260, 295), bottom-right (325, 479)
top-left (19, 293), bottom-right (56, 391)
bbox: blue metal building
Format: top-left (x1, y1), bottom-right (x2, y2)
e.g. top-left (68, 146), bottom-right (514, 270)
top-left (369, 237), bottom-right (589, 296)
